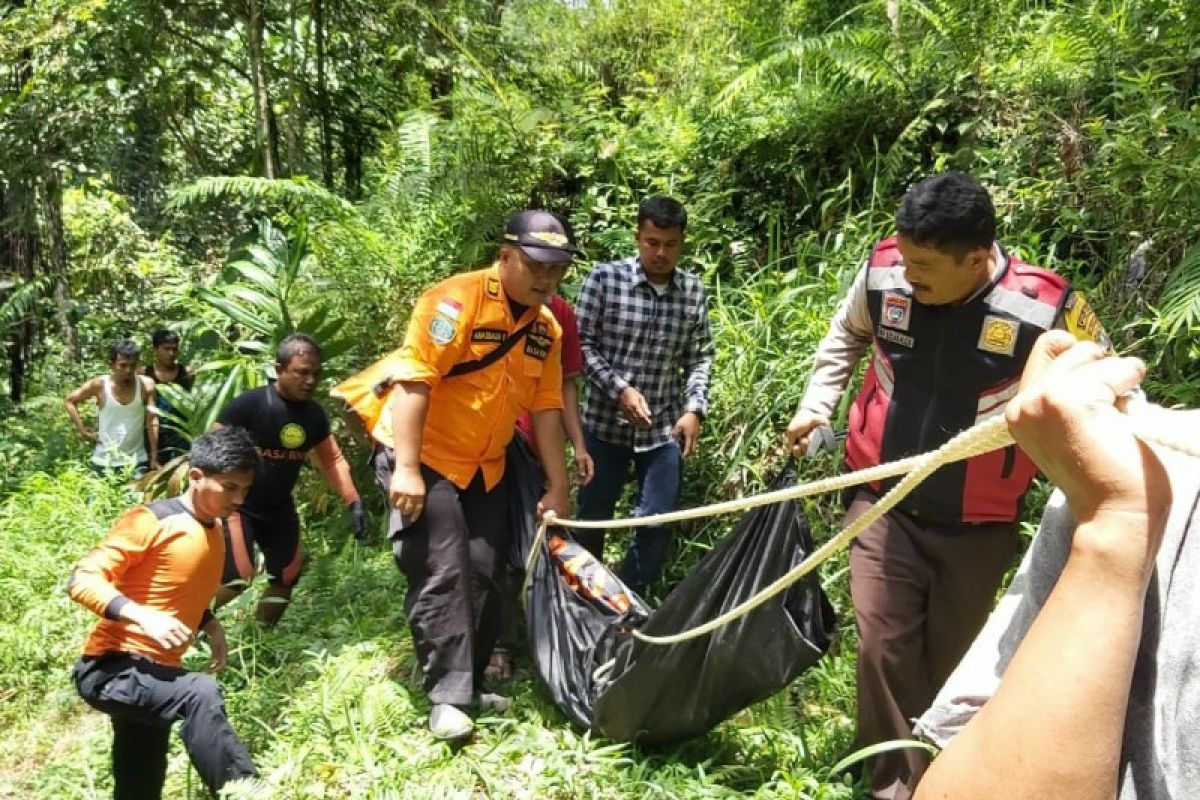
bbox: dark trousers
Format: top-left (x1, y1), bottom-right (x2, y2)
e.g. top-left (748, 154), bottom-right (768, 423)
top-left (377, 447), bottom-right (510, 706)
top-left (72, 654), bottom-right (256, 799)
top-left (575, 430), bottom-right (683, 595)
top-left (845, 491), bottom-right (1021, 800)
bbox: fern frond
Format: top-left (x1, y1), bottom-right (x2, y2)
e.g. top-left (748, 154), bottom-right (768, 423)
top-left (717, 27), bottom-right (903, 112)
top-left (167, 177), bottom-right (360, 223)
top-left (0, 274), bottom-right (51, 332)
top-left (1157, 243), bottom-right (1200, 338)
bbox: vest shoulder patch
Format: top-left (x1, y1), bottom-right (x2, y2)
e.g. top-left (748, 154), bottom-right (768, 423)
top-left (978, 314), bottom-right (1019, 356)
top-left (881, 292), bottom-right (912, 331)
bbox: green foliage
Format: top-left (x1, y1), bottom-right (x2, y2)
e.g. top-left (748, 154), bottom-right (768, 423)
top-left (0, 470), bottom-right (129, 726)
top-left (0, 276), bottom-right (53, 334)
top-left (0, 464), bottom-right (864, 799)
top-left (140, 217), bottom-right (356, 461)
top-left (201, 217), bottom-right (350, 361)
top-left (167, 177), bottom-right (360, 224)
top-left (61, 181), bottom-right (188, 349)
top-left (1156, 243), bottom-right (1200, 340)
top-left (5, 0), bottom-right (1200, 793)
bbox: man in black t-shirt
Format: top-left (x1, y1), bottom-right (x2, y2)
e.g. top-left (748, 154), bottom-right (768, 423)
top-left (214, 334), bottom-right (366, 626)
top-left (143, 329), bottom-right (194, 463)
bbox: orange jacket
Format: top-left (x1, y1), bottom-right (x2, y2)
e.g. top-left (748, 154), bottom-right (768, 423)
top-left (379, 264), bottom-right (564, 490)
top-left (67, 499), bottom-right (223, 667)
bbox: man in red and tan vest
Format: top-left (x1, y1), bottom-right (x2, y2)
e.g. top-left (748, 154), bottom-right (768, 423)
top-left (784, 172), bottom-right (1108, 800)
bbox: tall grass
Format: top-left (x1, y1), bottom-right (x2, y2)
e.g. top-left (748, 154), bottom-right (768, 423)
top-left (0, 454), bottom-right (866, 799)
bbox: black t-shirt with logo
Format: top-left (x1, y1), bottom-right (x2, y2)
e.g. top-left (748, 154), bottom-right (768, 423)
top-left (217, 384), bottom-right (330, 512)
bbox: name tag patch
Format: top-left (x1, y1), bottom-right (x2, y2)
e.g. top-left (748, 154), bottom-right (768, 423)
top-left (881, 292), bottom-right (911, 331)
top-left (978, 315), bottom-right (1018, 356)
top-left (471, 328), bottom-right (507, 343)
top-left (876, 325), bottom-right (914, 349)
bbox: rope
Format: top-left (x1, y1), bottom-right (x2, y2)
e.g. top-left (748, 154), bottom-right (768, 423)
top-left (526, 402), bottom-right (1199, 646)
top-left (520, 515), bottom-right (552, 609)
top-left (632, 415), bottom-right (1013, 644)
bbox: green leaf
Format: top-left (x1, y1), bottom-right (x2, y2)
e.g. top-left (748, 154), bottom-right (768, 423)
top-left (830, 739), bottom-right (939, 776)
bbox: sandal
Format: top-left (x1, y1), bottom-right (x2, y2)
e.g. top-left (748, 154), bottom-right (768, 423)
top-left (483, 647), bottom-right (513, 683)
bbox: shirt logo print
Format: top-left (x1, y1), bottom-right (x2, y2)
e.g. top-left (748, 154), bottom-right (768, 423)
top-left (280, 423), bottom-right (306, 449)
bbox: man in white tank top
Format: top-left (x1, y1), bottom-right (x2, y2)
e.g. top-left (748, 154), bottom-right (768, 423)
top-left (65, 339), bottom-right (160, 476)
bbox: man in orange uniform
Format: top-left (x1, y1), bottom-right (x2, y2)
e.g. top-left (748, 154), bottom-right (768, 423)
top-left (379, 209), bottom-right (576, 739)
top-left (66, 426), bottom-right (260, 798)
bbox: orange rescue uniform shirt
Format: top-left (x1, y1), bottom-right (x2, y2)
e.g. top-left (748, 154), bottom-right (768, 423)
top-left (378, 263), bottom-right (564, 490)
top-left (67, 499), bottom-right (224, 667)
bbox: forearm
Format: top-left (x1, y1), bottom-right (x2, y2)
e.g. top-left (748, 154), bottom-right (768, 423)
top-left (916, 514), bottom-right (1152, 800)
top-left (66, 566), bottom-right (124, 618)
top-left (65, 400), bottom-right (89, 437)
top-left (684, 356), bottom-right (712, 416)
top-left (800, 325), bottom-right (871, 418)
top-left (561, 380), bottom-right (587, 452)
top-left (390, 383), bottom-right (430, 469)
top-left (312, 437), bottom-right (360, 504)
top-left (531, 409), bottom-right (570, 491)
top-left (799, 268), bottom-right (872, 418)
top-left (147, 413), bottom-right (159, 461)
top-left (581, 347), bottom-right (628, 401)
top-left (684, 299), bottom-right (714, 416)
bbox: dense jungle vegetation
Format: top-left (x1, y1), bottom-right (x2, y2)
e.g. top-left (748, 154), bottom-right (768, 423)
top-left (2, 0), bottom-right (1198, 796)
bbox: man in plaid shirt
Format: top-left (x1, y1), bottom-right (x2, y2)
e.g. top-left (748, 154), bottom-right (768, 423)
top-left (574, 196), bottom-right (714, 596)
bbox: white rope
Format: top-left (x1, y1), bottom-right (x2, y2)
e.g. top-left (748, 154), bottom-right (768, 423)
top-left (519, 515), bottom-right (553, 610)
top-left (530, 402), bottom-right (1199, 647)
top-left (632, 415), bottom-right (1015, 644)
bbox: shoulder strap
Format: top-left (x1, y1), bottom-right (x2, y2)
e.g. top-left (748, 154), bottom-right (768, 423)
top-left (447, 319), bottom-right (536, 378)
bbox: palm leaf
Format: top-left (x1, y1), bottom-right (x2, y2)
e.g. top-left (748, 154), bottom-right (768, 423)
top-left (224, 260), bottom-right (284, 298)
top-left (0, 274), bottom-right (51, 332)
top-left (1157, 243), bottom-right (1200, 338)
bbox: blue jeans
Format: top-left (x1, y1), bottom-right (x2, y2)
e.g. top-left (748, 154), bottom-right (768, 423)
top-left (576, 429), bottom-right (683, 595)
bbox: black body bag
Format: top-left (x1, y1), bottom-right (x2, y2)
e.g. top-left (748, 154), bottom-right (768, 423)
top-left (507, 437), bottom-right (837, 743)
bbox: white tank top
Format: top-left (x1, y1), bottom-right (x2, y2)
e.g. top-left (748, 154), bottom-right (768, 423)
top-left (92, 376), bottom-right (148, 467)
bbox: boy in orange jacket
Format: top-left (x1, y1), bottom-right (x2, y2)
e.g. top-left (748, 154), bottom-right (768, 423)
top-left (67, 426), bottom-right (260, 798)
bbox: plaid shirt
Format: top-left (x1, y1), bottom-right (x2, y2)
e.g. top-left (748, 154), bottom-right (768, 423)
top-left (576, 256), bottom-right (714, 451)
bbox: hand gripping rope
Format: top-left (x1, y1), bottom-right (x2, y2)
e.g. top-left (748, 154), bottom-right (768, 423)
top-left (526, 398), bottom-right (1200, 647)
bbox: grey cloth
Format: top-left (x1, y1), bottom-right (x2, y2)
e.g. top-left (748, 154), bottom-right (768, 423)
top-left (914, 442), bottom-right (1200, 799)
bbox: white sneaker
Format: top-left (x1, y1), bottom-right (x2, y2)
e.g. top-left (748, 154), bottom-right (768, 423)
top-left (429, 704), bottom-right (474, 739)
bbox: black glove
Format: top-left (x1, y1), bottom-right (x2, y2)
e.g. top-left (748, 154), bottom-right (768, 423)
top-left (347, 500), bottom-right (368, 541)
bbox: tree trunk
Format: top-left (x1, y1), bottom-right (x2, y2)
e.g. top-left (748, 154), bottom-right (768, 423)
top-left (313, 0), bottom-right (334, 187)
top-left (285, 0), bottom-right (305, 175)
top-left (0, 182), bottom-right (39, 405)
top-left (40, 169), bottom-right (78, 361)
top-left (114, 89), bottom-right (167, 224)
top-left (2, 0), bottom-right (38, 404)
top-left (246, 0), bottom-right (277, 178)
top-left (341, 117), bottom-right (363, 200)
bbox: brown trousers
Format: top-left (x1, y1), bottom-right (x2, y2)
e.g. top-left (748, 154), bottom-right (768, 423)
top-left (846, 491), bottom-right (1021, 800)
